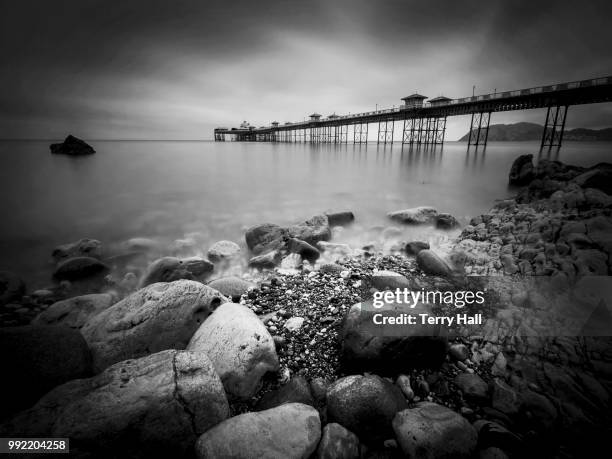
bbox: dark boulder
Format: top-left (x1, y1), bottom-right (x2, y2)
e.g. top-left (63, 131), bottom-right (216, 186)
top-left (245, 223), bottom-right (287, 255)
top-left (53, 256), bottom-right (109, 281)
top-left (50, 135), bottom-right (95, 155)
top-left (416, 249), bottom-right (453, 277)
top-left (325, 211), bottom-right (355, 227)
top-left (287, 215), bottom-right (332, 246)
top-left (288, 238), bottom-right (321, 263)
top-left (255, 376), bottom-right (315, 411)
top-left (509, 154), bottom-right (534, 185)
top-left (405, 241), bottom-right (430, 256)
top-left (0, 271), bottom-right (25, 306)
top-left (436, 213), bottom-right (460, 229)
top-left (573, 167), bottom-right (612, 195)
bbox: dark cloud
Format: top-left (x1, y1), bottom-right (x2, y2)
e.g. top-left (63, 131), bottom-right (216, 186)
top-left (1, 0), bottom-right (611, 139)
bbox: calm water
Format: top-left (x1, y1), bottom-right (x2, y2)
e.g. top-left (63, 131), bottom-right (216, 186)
top-left (1, 140), bottom-right (611, 288)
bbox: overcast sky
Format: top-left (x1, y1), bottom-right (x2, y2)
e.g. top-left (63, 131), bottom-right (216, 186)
top-left (1, 0), bottom-right (611, 140)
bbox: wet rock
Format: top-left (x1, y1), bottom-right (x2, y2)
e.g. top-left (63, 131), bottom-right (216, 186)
top-left (370, 270), bottom-right (410, 290)
top-left (52, 238), bottom-right (102, 262)
top-left (249, 250), bottom-right (282, 269)
top-left (139, 256), bottom-right (213, 288)
top-left (53, 256), bottom-right (109, 281)
top-left (195, 403), bottom-right (320, 459)
top-left (316, 422), bottom-right (360, 459)
top-left (207, 240), bottom-right (241, 262)
top-left (287, 214), bottom-right (332, 246)
top-left (182, 256), bottom-right (215, 277)
top-left (340, 299), bottom-right (447, 374)
top-left (82, 280), bottom-right (224, 372)
top-left (508, 154), bottom-right (534, 185)
top-left (326, 374), bottom-right (408, 441)
top-left (207, 276), bottom-right (254, 301)
top-left (416, 249), bottom-right (453, 276)
top-left (396, 374), bottom-right (414, 401)
top-left (288, 238), bottom-right (321, 262)
top-left (49, 135), bottom-right (95, 155)
top-left (32, 293), bottom-right (115, 329)
top-left (2, 350), bottom-right (229, 459)
top-left (255, 376), bottom-right (315, 411)
top-left (245, 223), bottom-right (287, 255)
top-left (187, 302), bottom-right (278, 400)
top-left (405, 241), bottom-right (430, 256)
top-left (573, 168), bottom-right (612, 195)
top-left (454, 373), bottom-right (489, 404)
top-left (325, 211), bottom-right (355, 227)
top-left (474, 420), bottom-right (522, 453)
top-left (393, 402), bottom-right (477, 458)
top-left (388, 206), bottom-right (438, 224)
top-left (0, 271), bottom-right (25, 306)
top-left (436, 213), bottom-right (460, 229)
top-left (0, 325), bottom-right (92, 417)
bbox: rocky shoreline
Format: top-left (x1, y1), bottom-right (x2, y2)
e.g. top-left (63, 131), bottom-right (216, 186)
top-left (1, 155), bottom-right (612, 458)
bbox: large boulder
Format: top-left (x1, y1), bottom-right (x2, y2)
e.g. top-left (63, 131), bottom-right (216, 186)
top-left (454, 373), bottom-right (489, 404)
top-left (52, 238), bottom-right (102, 262)
top-left (245, 223), bottom-right (287, 255)
top-left (287, 215), bottom-right (332, 246)
top-left (393, 402), bottom-right (477, 458)
top-left (50, 135), bottom-right (95, 155)
top-left (326, 374), bottom-right (408, 441)
top-left (316, 422), bottom-right (360, 459)
top-left (195, 403), bottom-right (320, 459)
top-left (509, 154), bottom-right (535, 185)
top-left (187, 302), bottom-right (279, 400)
top-left (0, 325), bottom-right (92, 417)
top-left (207, 240), bottom-right (241, 262)
top-left (388, 206), bottom-right (438, 224)
top-left (81, 280), bottom-right (225, 372)
top-left (416, 249), bottom-right (453, 276)
top-left (255, 376), bottom-right (315, 411)
top-left (573, 168), bottom-right (612, 195)
top-left (325, 211), bottom-right (355, 227)
top-left (1, 350), bottom-right (229, 459)
top-left (139, 256), bottom-right (213, 288)
top-left (0, 271), bottom-right (25, 306)
top-left (207, 277), bottom-right (254, 301)
top-left (32, 293), bottom-right (115, 329)
top-left (405, 241), bottom-right (430, 256)
top-left (288, 238), bottom-right (321, 263)
top-left (340, 298), bottom-right (447, 374)
top-left (436, 213), bottom-right (460, 230)
top-left (53, 256), bottom-right (109, 281)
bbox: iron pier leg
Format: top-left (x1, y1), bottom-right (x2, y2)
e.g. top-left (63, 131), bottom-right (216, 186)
top-left (468, 113), bottom-right (475, 146)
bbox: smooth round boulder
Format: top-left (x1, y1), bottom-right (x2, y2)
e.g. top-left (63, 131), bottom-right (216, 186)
top-left (340, 299), bottom-right (447, 374)
top-left (416, 249), bottom-right (453, 276)
top-left (370, 270), bottom-right (410, 290)
top-left (405, 241), bottom-right (430, 256)
top-left (454, 373), bottom-right (489, 404)
top-left (316, 422), bottom-right (360, 459)
top-left (32, 293), bottom-right (115, 329)
top-left (287, 215), bottom-right (332, 246)
top-left (207, 240), bottom-right (241, 262)
top-left (187, 302), bottom-right (279, 400)
top-left (508, 154), bottom-right (534, 185)
top-left (52, 238), bottom-right (102, 262)
top-left (2, 350), bottom-right (229, 459)
top-left (195, 403), bottom-right (320, 459)
top-left (393, 402), bottom-right (477, 458)
top-left (181, 256), bottom-right (214, 276)
top-left (255, 376), bottom-right (315, 411)
top-left (0, 271), bottom-right (25, 306)
top-left (436, 213), bottom-right (460, 229)
top-left (326, 374), bottom-right (408, 441)
top-left (245, 223), bottom-right (287, 254)
top-left (0, 325), bottom-right (92, 417)
top-left (388, 206), bottom-right (438, 224)
top-left (53, 256), bottom-right (109, 281)
top-left (139, 256), bottom-right (213, 288)
top-left (81, 280), bottom-right (225, 372)
top-left (207, 277), bottom-right (254, 301)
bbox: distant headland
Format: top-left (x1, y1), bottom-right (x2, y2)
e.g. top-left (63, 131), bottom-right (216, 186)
top-left (459, 122), bottom-right (612, 142)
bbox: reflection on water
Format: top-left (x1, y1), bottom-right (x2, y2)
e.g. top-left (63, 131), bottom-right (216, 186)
top-left (0, 140), bottom-right (610, 287)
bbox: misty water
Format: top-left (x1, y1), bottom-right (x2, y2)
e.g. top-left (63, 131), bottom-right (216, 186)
top-left (1, 140), bottom-right (611, 288)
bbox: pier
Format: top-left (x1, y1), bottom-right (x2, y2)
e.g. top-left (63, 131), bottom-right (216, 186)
top-left (214, 75), bottom-right (612, 149)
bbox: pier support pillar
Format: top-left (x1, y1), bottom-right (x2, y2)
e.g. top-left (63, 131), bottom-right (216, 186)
top-left (354, 123), bottom-right (368, 144)
top-left (467, 111), bottom-right (491, 147)
top-left (541, 105), bottom-right (568, 149)
top-left (377, 120), bottom-right (394, 145)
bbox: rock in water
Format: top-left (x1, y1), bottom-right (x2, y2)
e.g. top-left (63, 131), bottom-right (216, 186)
top-left (508, 154), bottom-right (534, 185)
top-left (287, 215), bottom-right (332, 246)
top-left (326, 374), bottom-right (408, 441)
top-left (316, 422), bottom-right (361, 459)
top-left (139, 256), bottom-right (213, 287)
top-left (325, 211), bottom-right (355, 227)
top-left (187, 302), bottom-right (279, 400)
top-left (32, 293), bottom-right (115, 329)
top-left (340, 299), bottom-right (447, 374)
top-left (436, 213), bottom-right (460, 229)
top-left (207, 240), bottom-right (241, 262)
top-left (388, 206), bottom-right (438, 224)
top-left (288, 238), bottom-right (321, 262)
top-left (416, 249), bottom-right (453, 276)
top-left (249, 250), bottom-right (282, 269)
top-left (53, 256), bottom-right (109, 281)
top-left (49, 135), bottom-right (95, 155)
top-left (370, 270), bottom-right (410, 290)
top-left (81, 280), bottom-right (225, 372)
top-left (1, 350), bottom-right (229, 459)
top-left (207, 277), bottom-right (254, 301)
top-left (195, 403), bottom-right (320, 459)
top-left (0, 271), bottom-right (25, 306)
top-left (573, 168), bottom-right (612, 195)
top-left (52, 238), bottom-right (102, 262)
top-left (245, 223), bottom-right (287, 255)
top-left (0, 325), bottom-right (92, 417)
top-left (405, 241), bottom-right (430, 256)
top-left (393, 402), bottom-right (477, 458)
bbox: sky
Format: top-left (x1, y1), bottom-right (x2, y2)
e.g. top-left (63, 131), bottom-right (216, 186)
top-left (1, 0), bottom-right (611, 140)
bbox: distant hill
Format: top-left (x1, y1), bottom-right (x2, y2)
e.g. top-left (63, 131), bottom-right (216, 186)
top-left (459, 122), bottom-right (612, 141)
